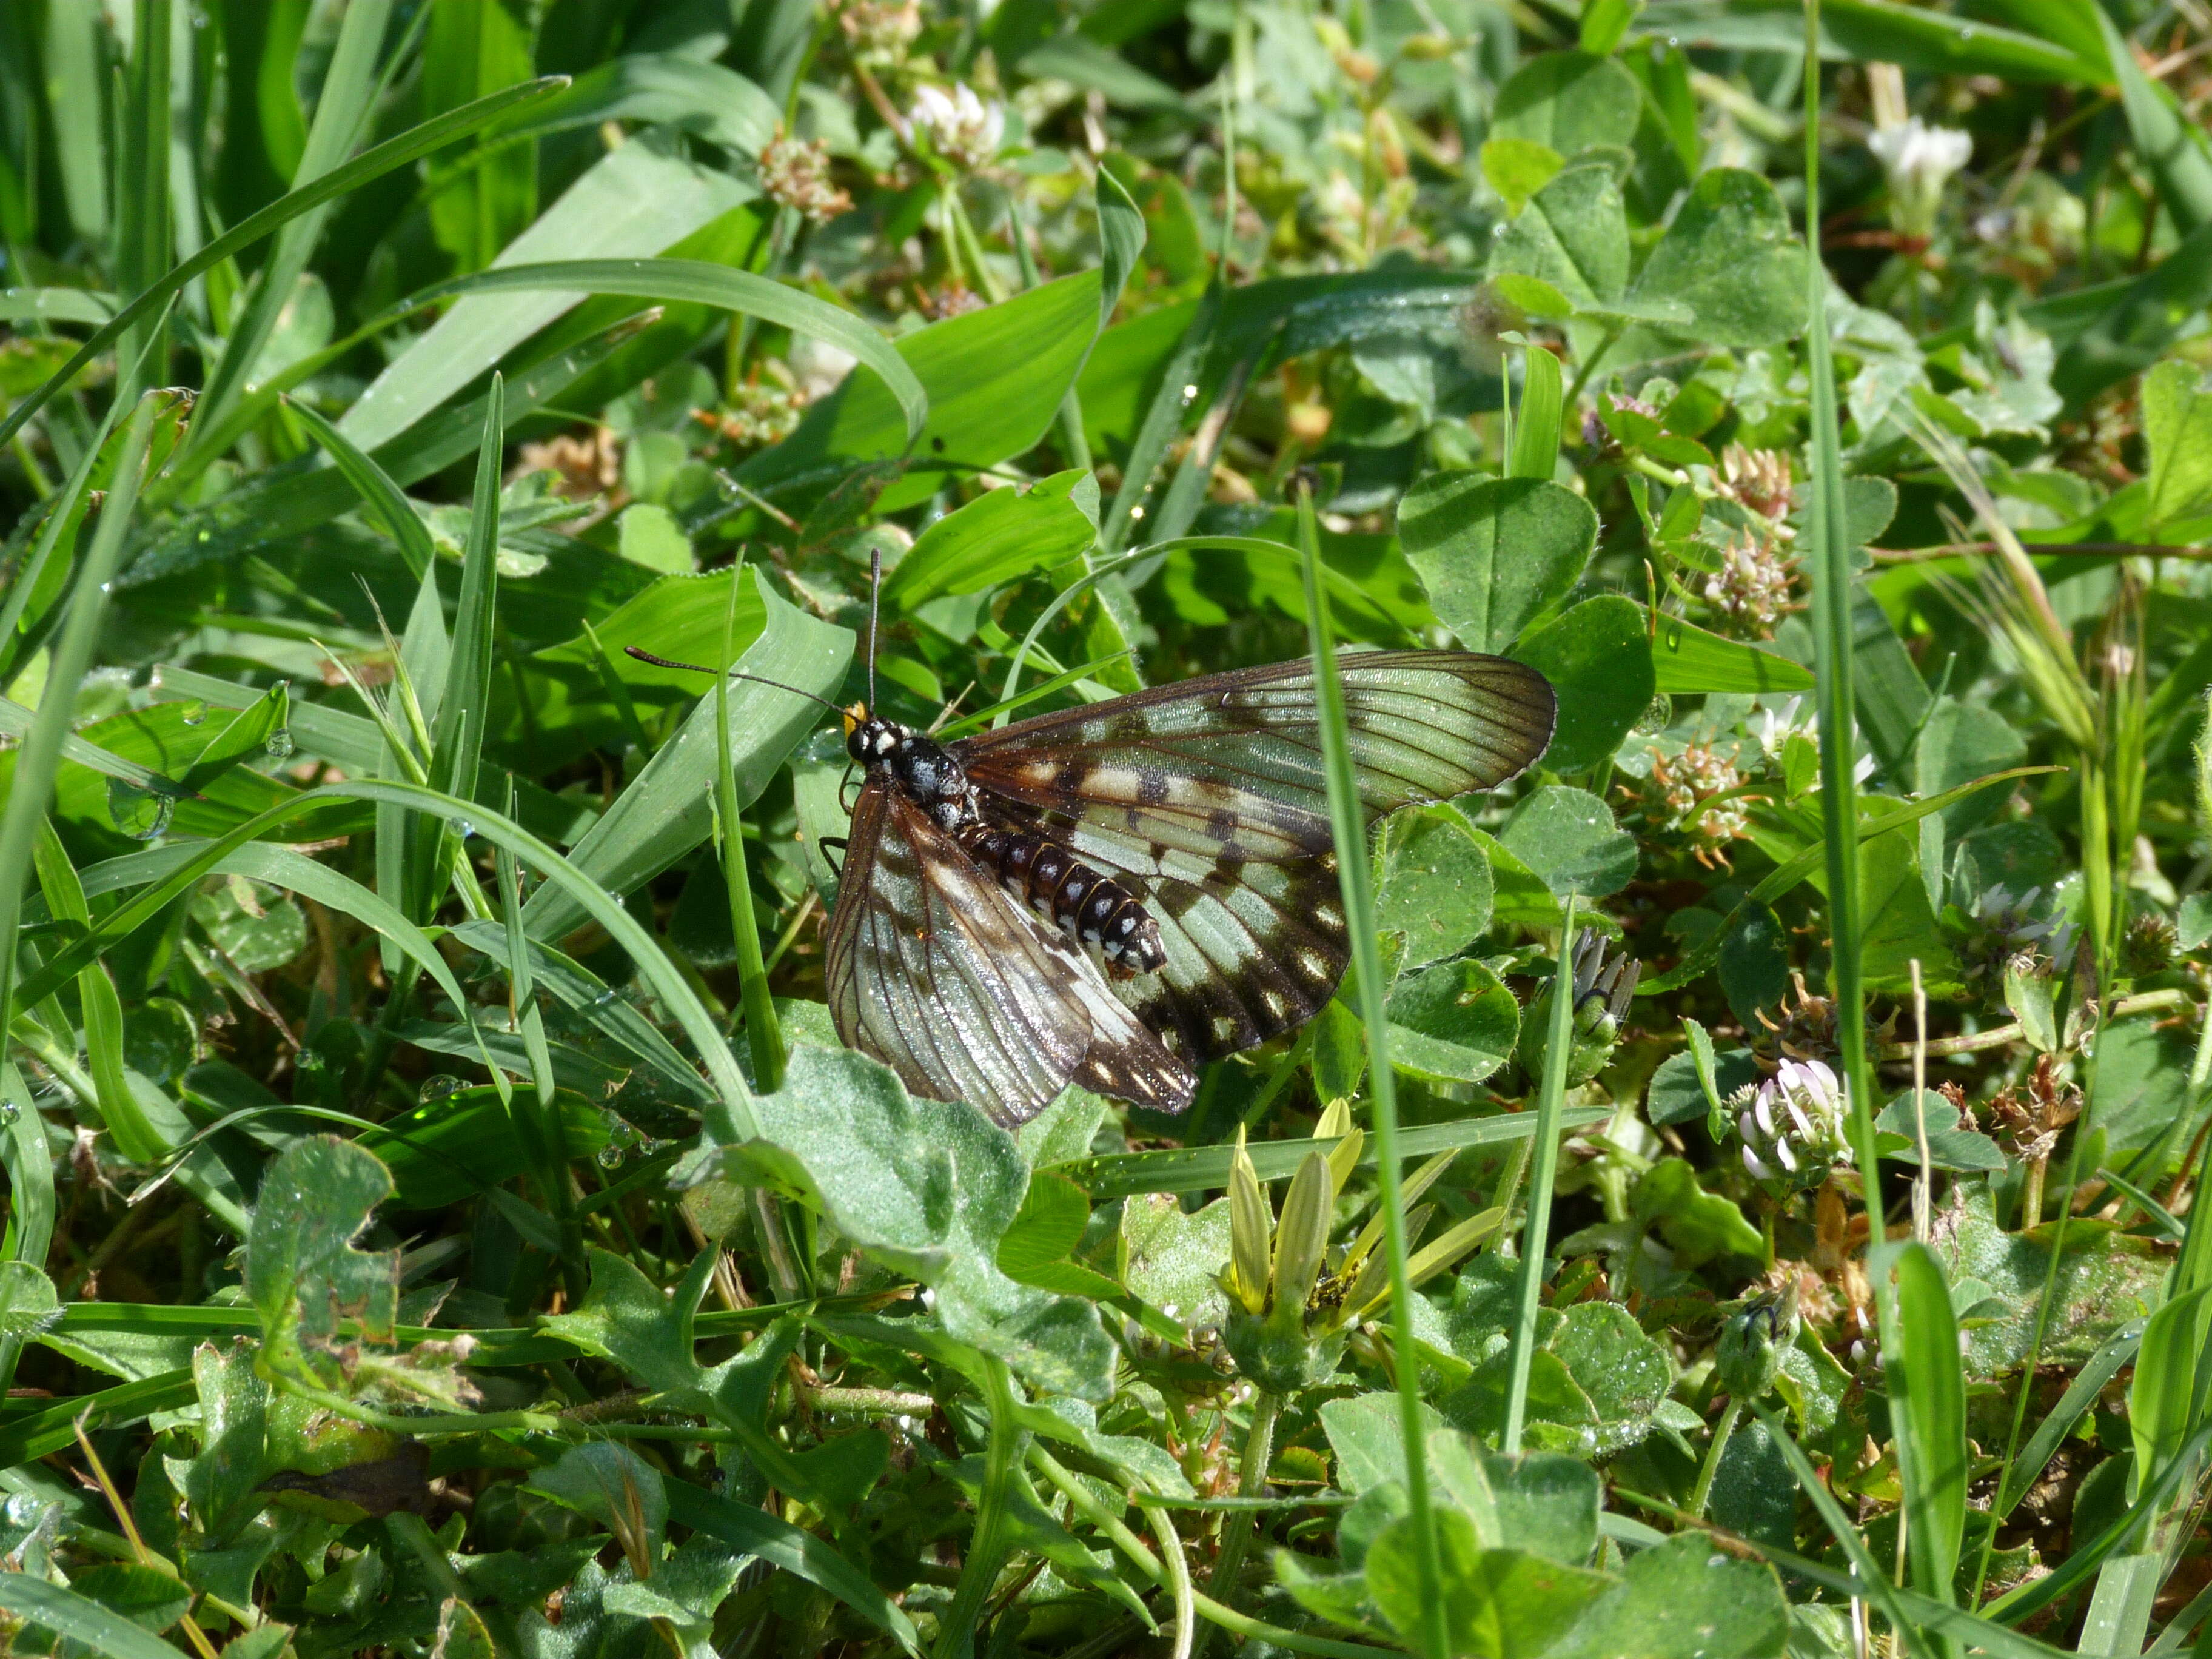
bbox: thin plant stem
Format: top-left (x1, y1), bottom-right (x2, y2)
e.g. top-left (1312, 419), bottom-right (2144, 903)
top-left (715, 564), bottom-right (788, 1096)
top-left (935, 1355), bottom-right (1024, 1659)
top-left (1028, 1446), bottom-right (1403, 1659)
top-left (1199, 1387), bottom-right (1281, 1652)
top-left (1689, 1396), bottom-right (1743, 1518)
top-left (1145, 1502), bottom-right (1197, 1659)
top-left (1910, 959), bottom-right (1932, 1242)
top-left (1800, 0), bottom-right (1885, 1198)
top-left (1504, 896), bottom-right (1578, 1455)
top-left (1297, 482), bottom-right (1446, 1659)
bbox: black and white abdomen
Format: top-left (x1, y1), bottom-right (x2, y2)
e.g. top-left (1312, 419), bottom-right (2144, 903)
top-left (958, 823), bottom-right (1167, 974)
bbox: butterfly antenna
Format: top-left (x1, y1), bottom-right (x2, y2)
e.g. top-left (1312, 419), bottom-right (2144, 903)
top-left (866, 543), bottom-right (883, 713)
top-left (621, 646), bottom-right (844, 714)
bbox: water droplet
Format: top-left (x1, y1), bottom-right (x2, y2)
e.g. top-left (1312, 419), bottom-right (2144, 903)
top-left (106, 778), bottom-right (175, 840)
top-left (0, 1101), bottom-right (19, 1126)
top-left (454, 818), bottom-right (476, 840)
top-left (1666, 33), bottom-right (1679, 45)
top-left (179, 700), bottom-right (207, 726)
top-left (597, 1143), bottom-right (626, 1169)
top-left (1959, 24), bottom-right (1975, 37)
top-left (264, 725), bottom-right (294, 759)
top-left (589, 988), bottom-right (618, 1009)
top-left (1181, 383), bottom-right (1199, 401)
top-left (419, 1074), bottom-right (466, 1103)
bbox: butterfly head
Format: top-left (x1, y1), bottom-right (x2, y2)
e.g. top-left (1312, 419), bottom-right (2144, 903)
top-left (843, 708), bottom-right (907, 766)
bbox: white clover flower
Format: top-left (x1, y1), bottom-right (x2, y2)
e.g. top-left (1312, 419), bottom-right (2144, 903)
top-left (1868, 118), bottom-right (1974, 240)
top-left (911, 83), bottom-right (1005, 172)
top-left (1754, 696), bottom-right (1808, 760)
top-left (1738, 1059), bottom-right (1851, 1185)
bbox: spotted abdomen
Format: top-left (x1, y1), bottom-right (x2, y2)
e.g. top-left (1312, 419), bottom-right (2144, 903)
top-left (957, 824), bottom-right (1167, 974)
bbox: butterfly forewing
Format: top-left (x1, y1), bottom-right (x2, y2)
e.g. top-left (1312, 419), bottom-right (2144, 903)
top-left (957, 652), bottom-right (1554, 859)
top-left (824, 781), bottom-right (1196, 1123)
top-left (953, 651), bottom-right (1553, 1064)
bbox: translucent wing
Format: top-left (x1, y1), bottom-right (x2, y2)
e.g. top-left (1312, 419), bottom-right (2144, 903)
top-left (956, 651), bottom-right (1553, 862)
top-left (823, 782), bottom-right (1195, 1124)
top-left (955, 651), bottom-right (1553, 1062)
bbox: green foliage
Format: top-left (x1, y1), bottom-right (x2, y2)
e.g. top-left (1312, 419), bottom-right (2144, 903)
top-left (1, 4), bottom-right (2207, 1655)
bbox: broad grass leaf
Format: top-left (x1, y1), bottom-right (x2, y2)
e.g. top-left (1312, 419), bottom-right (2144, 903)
top-left (340, 138), bottom-right (752, 451)
top-left (1508, 595), bottom-right (1654, 773)
top-left (244, 1136), bottom-right (399, 1388)
top-left (504, 563), bottom-right (769, 760)
top-left (51, 1561), bottom-right (192, 1637)
top-left (738, 272), bottom-right (1104, 516)
top-left (882, 469), bottom-right (1099, 609)
top-left (1399, 474), bottom-right (1596, 654)
top-left (2128, 1282), bottom-right (2212, 1502)
top-left (521, 570), bottom-right (850, 941)
top-left (1875, 1241), bottom-right (1969, 1600)
top-left (1649, 609), bottom-right (1814, 695)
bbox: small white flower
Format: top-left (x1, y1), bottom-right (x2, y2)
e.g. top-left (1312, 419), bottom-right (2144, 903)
top-left (790, 335), bottom-right (857, 401)
top-left (1755, 697), bottom-right (1808, 760)
top-left (910, 83), bottom-right (1005, 172)
top-left (1868, 118), bottom-right (1974, 239)
top-left (1737, 1059), bottom-right (1850, 1187)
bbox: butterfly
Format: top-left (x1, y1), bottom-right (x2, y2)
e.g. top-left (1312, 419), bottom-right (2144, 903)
top-left (632, 631), bottom-right (1553, 1126)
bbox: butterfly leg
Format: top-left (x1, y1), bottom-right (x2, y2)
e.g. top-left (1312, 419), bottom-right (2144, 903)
top-left (819, 836), bottom-right (849, 876)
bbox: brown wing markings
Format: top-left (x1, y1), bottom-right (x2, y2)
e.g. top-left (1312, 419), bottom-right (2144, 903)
top-left (823, 783), bottom-right (1194, 1122)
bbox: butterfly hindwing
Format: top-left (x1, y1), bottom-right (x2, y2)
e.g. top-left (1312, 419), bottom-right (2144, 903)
top-left (976, 796), bottom-right (1349, 1063)
top-left (954, 651), bottom-right (1553, 1063)
top-left (823, 781), bottom-right (1195, 1124)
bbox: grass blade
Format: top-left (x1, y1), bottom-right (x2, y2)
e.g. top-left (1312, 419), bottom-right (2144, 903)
top-left (1509, 341), bottom-right (1563, 481)
top-left (190, 0), bottom-right (395, 445)
top-left (1874, 1241), bottom-right (1968, 1642)
top-left (283, 395), bottom-right (438, 578)
top-left (1504, 895), bottom-right (1578, 1456)
top-left (714, 562), bottom-right (786, 1094)
top-left (29, 822), bottom-right (165, 1164)
top-left (1296, 482), bottom-right (1443, 1659)
top-left (389, 257), bottom-right (927, 444)
top-left (0, 391), bottom-right (166, 1035)
top-left (1800, 0), bottom-right (1883, 1191)
top-left (113, 0), bottom-right (173, 404)
top-left (0, 75), bottom-right (569, 451)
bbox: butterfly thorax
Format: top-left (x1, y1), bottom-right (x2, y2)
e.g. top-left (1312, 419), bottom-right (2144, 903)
top-left (845, 711), bottom-right (1167, 976)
